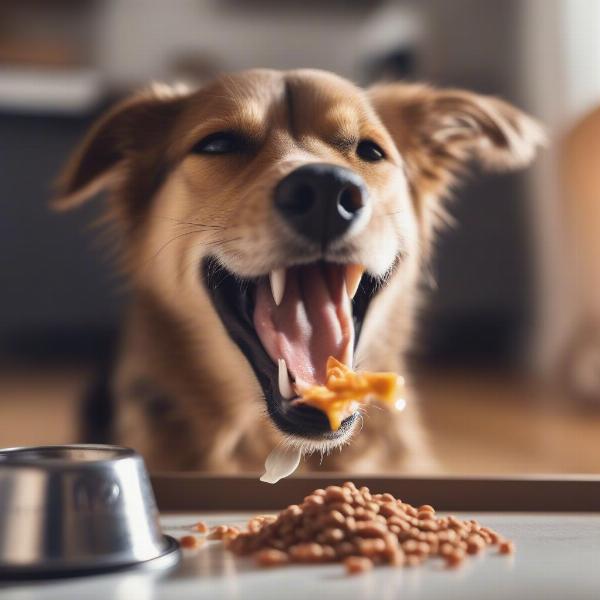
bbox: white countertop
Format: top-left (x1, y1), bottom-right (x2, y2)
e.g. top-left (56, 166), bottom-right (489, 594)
top-left (1, 512), bottom-right (599, 600)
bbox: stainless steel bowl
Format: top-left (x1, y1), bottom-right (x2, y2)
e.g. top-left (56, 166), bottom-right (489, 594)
top-left (0, 444), bottom-right (180, 578)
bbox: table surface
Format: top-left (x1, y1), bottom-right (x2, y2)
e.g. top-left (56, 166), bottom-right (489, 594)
top-left (1, 512), bottom-right (599, 600)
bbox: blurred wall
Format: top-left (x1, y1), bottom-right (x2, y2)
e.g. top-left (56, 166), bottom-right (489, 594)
top-left (97, 0), bottom-right (416, 86)
top-left (519, 0), bottom-right (600, 385)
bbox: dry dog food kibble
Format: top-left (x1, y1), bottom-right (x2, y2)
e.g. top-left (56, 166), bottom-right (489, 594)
top-left (499, 540), bottom-right (515, 555)
top-left (344, 556), bottom-right (374, 574)
top-left (220, 482), bottom-right (513, 574)
top-left (180, 535), bottom-right (202, 549)
top-left (193, 520), bottom-right (209, 533)
top-left (255, 548), bottom-right (290, 567)
top-left (207, 525), bottom-right (240, 540)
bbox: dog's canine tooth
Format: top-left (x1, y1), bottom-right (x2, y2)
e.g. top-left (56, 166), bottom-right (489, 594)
top-left (278, 358), bottom-right (295, 399)
top-left (345, 264), bottom-right (365, 299)
top-left (270, 268), bottom-right (286, 306)
top-left (341, 343), bottom-right (353, 370)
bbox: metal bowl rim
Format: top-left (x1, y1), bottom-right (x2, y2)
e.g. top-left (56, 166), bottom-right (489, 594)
top-left (0, 535), bottom-right (180, 580)
top-left (0, 444), bottom-right (137, 469)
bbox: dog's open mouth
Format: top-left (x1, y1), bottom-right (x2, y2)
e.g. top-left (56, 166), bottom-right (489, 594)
top-left (202, 258), bottom-right (382, 440)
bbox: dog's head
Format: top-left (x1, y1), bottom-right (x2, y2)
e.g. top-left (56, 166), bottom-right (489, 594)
top-left (55, 69), bottom-right (543, 450)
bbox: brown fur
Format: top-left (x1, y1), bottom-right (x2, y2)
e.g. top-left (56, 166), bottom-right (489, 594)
top-left (55, 69), bottom-right (543, 473)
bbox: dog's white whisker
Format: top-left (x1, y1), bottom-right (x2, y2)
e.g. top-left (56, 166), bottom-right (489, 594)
top-left (269, 268), bottom-right (286, 306)
top-left (278, 358), bottom-right (295, 399)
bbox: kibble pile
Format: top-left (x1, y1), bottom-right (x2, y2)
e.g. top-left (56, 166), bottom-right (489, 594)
top-left (216, 482), bottom-right (513, 573)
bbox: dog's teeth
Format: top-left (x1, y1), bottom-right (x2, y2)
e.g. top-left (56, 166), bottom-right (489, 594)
top-left (278, 359), bottom-right (295, 399)
top-left (270, 268), bottom-right (286, 306)
top-left (345, 264), bottom-right (365, 299)
top-left (341, 343), bottom-right (353, 370)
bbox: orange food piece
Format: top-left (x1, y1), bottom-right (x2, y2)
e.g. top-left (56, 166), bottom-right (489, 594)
top-left (180, 535), bottom-right (202, 549)
top-left (294, 357), bottom-right (402, 430)
top-left (194, 520), bottom-right (208, 533)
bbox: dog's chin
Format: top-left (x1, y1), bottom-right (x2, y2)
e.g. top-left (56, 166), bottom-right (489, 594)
top-left (280, 426), bottom-right (357, 456)
top-left (201, 255), bottom-right (392, 443)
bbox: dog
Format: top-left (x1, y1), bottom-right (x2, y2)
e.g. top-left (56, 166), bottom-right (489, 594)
top-left (55, 69), bottom-right (543, 473)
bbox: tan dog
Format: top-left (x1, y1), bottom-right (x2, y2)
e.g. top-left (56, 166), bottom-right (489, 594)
top-left (55, 69), bottom-right (543, 473)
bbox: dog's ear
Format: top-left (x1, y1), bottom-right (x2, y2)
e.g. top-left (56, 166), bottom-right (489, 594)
top-left (368, 83), bottom-right (545, 195)
top-left (53, 83), bottom-right (190, 212)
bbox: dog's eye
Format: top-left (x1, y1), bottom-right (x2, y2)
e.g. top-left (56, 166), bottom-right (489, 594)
top-left (191, 132), bottom-right (245, 155)
top-left (356, 140), bottom-right (385, 162)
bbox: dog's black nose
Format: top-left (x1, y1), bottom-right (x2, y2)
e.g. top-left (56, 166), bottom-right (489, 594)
top-left (274, 163), bottom-right (368, 247)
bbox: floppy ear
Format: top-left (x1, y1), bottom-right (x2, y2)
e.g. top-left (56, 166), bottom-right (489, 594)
top-left (53, 83), bottom-right (190, 216)
top-left (368, 83), bottom-right (545, 196)
top-left (368, 83), bottom-right (545, 250)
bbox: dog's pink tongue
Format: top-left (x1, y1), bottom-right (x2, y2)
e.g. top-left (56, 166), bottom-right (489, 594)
top-left (254, 264), bottom-right (354, 388)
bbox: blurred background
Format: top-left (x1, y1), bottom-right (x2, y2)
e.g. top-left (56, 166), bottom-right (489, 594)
top-left (1, 0), bottom-right (599, 474)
